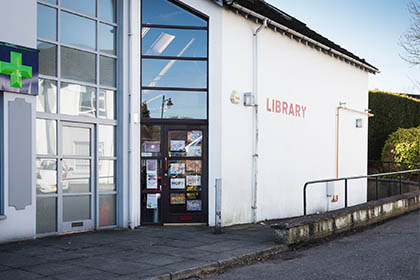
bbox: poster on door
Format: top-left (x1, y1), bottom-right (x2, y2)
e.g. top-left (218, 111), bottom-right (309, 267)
top-left (146, 194), bottom-right (158, 209)
top-left (170, 193), bottom-right (186, 204)
top-left (186, 175), bottom-right (201, 186)
top-left (187, 200), bottom-right (202, 211)
top-left (171, 178), bottom-right (185, 189)
top-left (186, 160), bottom-right (201, 172)
top-left (170, 140), bottom-right (185, 152)
top-left (146, 174), bottom-right (158, 189)
top-left (170, 163), bottom-right (185, 175)
top-left (187, 131), bottom-right (202, 143)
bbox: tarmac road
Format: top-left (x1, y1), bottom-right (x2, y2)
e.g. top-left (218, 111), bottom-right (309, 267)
top-left (202, 210), bottom-right (420, 280)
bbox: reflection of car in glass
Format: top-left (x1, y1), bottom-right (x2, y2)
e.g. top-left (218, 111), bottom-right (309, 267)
top-left (36, 160), bottom-right (73, 193)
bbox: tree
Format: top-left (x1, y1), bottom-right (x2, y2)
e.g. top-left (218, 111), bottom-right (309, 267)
top-left (400, 1), bottom-right (420, 66)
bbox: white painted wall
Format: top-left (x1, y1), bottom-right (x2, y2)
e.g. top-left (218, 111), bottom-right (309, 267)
top-left (219, 8), bottom-right (370, 225)
top-left (0, 0), bottom-right (37, 243)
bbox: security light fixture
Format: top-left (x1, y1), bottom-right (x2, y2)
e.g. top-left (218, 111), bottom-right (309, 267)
top-left (243, 92), bottom-right (255, 107)
top-left (356, 118), bottom-right (363, 128)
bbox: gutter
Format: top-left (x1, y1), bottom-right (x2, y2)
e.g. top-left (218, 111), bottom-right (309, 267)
top-left (228, 2), bottom-right (380, 74)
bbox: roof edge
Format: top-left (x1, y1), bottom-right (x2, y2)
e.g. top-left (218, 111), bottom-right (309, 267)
top-left (225, 1), bottom-right (380, 74)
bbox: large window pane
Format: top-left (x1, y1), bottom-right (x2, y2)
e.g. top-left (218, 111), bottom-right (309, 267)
top-left (99, 160), bottom-right (115, 191)
top-left (36, 159), bottom-right (57, 194)
top-left (142, 0), bottom-right (207, 27)
top-left (100, 56), bottom-right (116, 87)
top-left (63, 196), bottom-right (91, 221)
top-left (62, 126), bottom-right (91, 156)
top-left (99, 0), bottom-right (116, 23)
top-left (99, 194), bottom-right (116, 226)
top-left (62, 159), bottom-right (90, 193)
top-left (99, 23), bottom-right (116, 55)
top-left (142, 90), bottom-right (206, 119)
top-left (38, 41), bottom-right (57, 77)
top-left (142, 59), bottom-right (207, 88)
top-left (142, 28), bottom-right (207, 57)
top-left (38, 79), bottom-right (57, 113)
top-left (99, 125), bottom-right (115, 157)
top-left (36, 197), bottom-right (57, 234)
top-left (61, 11), bottom-right (96, 50)
top-left (61, 82), bottom-right (96, 117)
top-left (43, 0), bottom-right (57, 4)
top-left (62, 0), bottom-right (96, 17)
top-left (98, 89), bottom-right (115, 119)
top-left (36, 119), bottom-right (56, 155)
top-left (37, 4), bottom-right (57, 41)
top-left (61, 47), bottom-right (96, 84)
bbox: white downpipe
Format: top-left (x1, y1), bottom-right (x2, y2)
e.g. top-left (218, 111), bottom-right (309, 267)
top-left (127, 0), bottom-right (133, 229)
top-left (251, 19), bottom-right (267, 224)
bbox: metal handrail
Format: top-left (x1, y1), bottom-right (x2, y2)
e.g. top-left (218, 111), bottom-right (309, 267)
top-left (303, 169), bottom-right (420, 215)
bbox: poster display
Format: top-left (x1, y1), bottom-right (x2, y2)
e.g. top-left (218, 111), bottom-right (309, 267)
top-left (170, 178), bottom-right (185, 189)
top-left (146, 160), bottom-right (157, 173)
top-left (186, 175), bottom-right (201, 186)
top-left (170, 193), bottom-right (186, 204)
top-left (187, 200), bottom-right (202, 211)
top-left (170, 163), bottom-right (185, 175)
top-left (186, 160), bottom-right (201, 172)
top-left (187, 131), bottom-right (202, 143)
top-left (146, 194), bottom-right (158, 209)
top-left (146, 174), bottom-right (158, 189)
top-left (187, 192), bottom-right (199, 199)
top-left (186, 186), bottom-right (199, 191)
top-left (187, 146), bottom-right (201, 157)
top-left (170, 140), bottom-right (185, 152)
top-left (143, 141), bottom-right (160, 153)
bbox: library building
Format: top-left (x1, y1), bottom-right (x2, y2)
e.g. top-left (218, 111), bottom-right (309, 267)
top-left (0, 0), bottom-right (378, 243)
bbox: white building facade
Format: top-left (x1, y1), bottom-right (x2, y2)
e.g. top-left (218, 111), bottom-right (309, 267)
top-left (0, 0), bottom-right (378, 243)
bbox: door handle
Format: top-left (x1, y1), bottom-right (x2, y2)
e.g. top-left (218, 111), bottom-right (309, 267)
top-left (164, 157), bottom-right (168, 174)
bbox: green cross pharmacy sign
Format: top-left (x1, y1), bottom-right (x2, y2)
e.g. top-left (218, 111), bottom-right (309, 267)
top-left (0, 41), bottom-right (39, 95)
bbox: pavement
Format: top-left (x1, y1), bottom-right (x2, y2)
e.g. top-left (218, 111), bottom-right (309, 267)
top-left (201, 210), bottom-right (420, 280)
top-left (0, 223), bottom-right (285, 280)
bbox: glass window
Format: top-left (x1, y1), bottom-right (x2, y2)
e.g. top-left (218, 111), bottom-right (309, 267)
top-left (99, 194), bottom-right (116, 226)
top-left (99, 160), bottom-right (115, 191)
top-left (61, 0), bottom-right (96, 17)
top-left (142, 28), bottom-right (207, 57)
top-left (36, 197), bottom-right (57, 234)
top-left (141, 125), bottom-right (161, 156)
top-left (99, 23), bottom-right (116, 55)
top-left (61, 11), bottom-right (96, 50)
top-left (99, 0), bottom-right (116, 23)
top-left (38, 41), bottom-right (57, 77)
top-left (36, 159), bottom-right (57, 194)
top-left (61, 47), bottom-right (96, 84)
top-left (61, 82), bottom-right (96, 117)
top-left (38, 79), bottom-right (57, 113)
top-left (142, 59), bottom-right (207, 89)
top-left (98, 89), bottom-right (115, 119)
top-left (62, 159), bottom-right (90, 193)
top-left (142, 0), bottom-right (207, 27)
top-left (99, 125), bottom-right (115, 157)
top-left (37, 4), bottom-right (57, 41)
top-left (142, 90), bottom-right (206, 119)
top-left (43, 0), bottom-right (57, 4)
top-left (63, 196), bottom-right (91, 221)
top-left (100, 56), bottom-right (116, 87)
top-left (62, 126), bottom-right (91, 156)
top-left (36, 119), bottom-right (56, 155)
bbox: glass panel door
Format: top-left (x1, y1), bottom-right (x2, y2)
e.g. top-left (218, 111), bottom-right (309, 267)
top-left (140, 124), bottom-right (208, 224)
top-left (59, 122), bottom-right (95, 232)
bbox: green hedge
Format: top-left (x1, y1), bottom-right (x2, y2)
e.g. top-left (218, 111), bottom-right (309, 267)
top-left (369, 90), bottom-right (420, 160)
top-left (381, 126), bottom-right (420, 165)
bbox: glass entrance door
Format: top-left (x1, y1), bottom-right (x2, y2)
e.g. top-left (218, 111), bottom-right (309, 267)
top-left (141, 124), bottom-right (208, 224)
top-left (59, 122), bottom-right (95, 232)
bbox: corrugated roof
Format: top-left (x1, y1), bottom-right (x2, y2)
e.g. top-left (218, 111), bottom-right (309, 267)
top-left (224, 0), bottom-right (379, 73)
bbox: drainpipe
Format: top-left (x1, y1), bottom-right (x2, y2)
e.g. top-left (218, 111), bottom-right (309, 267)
top-left (336, 104), bottom-right (374, 178)
top-left (251, 18), bottom-right (267, 224)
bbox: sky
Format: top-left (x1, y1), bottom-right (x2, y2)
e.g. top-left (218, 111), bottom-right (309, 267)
top-left (267, 0), bottom-right (420, 95)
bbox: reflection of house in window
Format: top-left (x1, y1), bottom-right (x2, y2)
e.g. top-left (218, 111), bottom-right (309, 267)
top-left (74, 141), bottom-right (89, 171)
top-left (98, 90), bottom-right (107, 118)
top-left (79, 89), bottom-right (96, 115)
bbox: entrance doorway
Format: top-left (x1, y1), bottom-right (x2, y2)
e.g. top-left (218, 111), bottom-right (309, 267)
top-left (59, 122), bottom-right (95, 232)
top-left (141, 124), bottom-right (208, 224)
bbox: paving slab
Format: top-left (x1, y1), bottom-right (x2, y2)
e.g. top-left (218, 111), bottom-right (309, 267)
top-left (0, 223), bottom-right (284, 280)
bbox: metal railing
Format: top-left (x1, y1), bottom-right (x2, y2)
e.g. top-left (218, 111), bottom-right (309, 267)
top-left (303, 169), bottom-right (420, 216)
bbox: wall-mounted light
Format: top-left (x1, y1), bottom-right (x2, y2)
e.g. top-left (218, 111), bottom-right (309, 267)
top-left (243, 92), bottom-right (255, 107)
top-left (230, 90), bottom-right (241, 104)
top-left (356, 118), bottom-right (363, 128)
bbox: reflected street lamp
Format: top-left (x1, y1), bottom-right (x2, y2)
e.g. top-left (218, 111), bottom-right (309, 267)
top-left (161, 95), bottom-right (173, 118)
